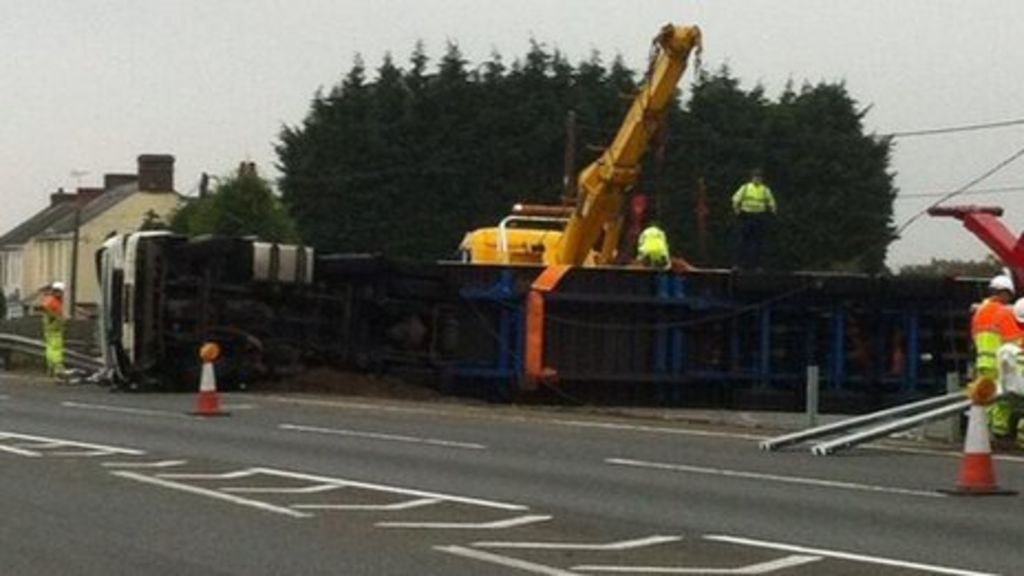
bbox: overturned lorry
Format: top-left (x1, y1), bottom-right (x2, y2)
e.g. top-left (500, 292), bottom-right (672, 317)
top-left (98, 231), bottom-right (985, 412)
top-left (97, 232), bottom-right (456, 391)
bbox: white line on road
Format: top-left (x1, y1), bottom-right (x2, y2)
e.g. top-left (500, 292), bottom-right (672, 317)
top-left (606, 458), bottom-right (945, 499)
top-left (292, 497), bottom-right (441, 511)
top-left (222, 484), bottom-right (344, 494)
top-left (472, 535), bottom-right (682, 551)
top-left (378, 514), bottom-right (552, 529)
top-left (0, 444), bottom-right (42, 457)
top-left (158, 469), bottom-right (263, 480)
top-left (553, 419), bottom-right (764, 441)
top-left (574, 555), bottom-right (822, 574)
top-left (0, 430), bottom-right (144, 456)
top-left (246, 467), bottom-right (528, 511)
top-left (279, 423), bottom-right (486, 450)
top-left (102, 460), bottom-right (188, 469)
top-left (436, 545), bottom-right (582, 575)
top-left (62, 401), bottom-right (188, 419)
top-left (705, 535), bottom-right (999, 576)
top-left (110, 471), bottom-right (312, 518)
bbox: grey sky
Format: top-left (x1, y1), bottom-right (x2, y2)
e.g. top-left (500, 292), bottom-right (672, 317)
top-left (3, 0), bottom-right (1022, 267)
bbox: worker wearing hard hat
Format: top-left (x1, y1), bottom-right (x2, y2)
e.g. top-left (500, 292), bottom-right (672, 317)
top-left (39, 281), bottom-right (66, 378)
top-left (991, 296), bottom-right (1024, 449)
top-left (635, 224), bottom-right (671, 270)
top-left (972, 274), bottom-right (1022, 445)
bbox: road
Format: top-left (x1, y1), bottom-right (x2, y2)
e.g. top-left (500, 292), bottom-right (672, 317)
top-left (1, 372), bottom-right (1020, 575)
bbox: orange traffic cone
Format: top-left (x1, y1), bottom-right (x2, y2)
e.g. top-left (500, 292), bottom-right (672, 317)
top-left (941, 403), bottom-right (1014, 496)
top-left (192, 342), bottom-right (229, 417)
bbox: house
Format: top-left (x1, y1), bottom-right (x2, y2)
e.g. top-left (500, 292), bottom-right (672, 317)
top-left (0, 154), bottom-right (183, 318)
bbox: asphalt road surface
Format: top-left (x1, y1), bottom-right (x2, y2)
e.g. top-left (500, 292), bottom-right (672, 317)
top-left (1, 372), bottom-right (1020, 575)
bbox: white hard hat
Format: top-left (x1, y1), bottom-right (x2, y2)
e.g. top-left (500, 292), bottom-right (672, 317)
top-left (1014, 298), bottom-right (1024, 324)
top-left (50, 281), bottom-right (65, 292)
top-left (989, 275), bottom-right (1014, 294)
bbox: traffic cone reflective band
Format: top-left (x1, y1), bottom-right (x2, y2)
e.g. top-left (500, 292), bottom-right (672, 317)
top-left (193, 342), bottom-right (228, 417)
top-left (941, 403), bottom-right (1015, 496)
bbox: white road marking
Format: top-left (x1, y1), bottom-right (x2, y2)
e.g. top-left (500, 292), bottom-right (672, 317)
top-left (244, 467), bottom-right (528, 511)
top-left (158, 469), bottom-right (263, 480)
top-left (0, 430), bottom-right (144, 456)
top-left (573, 554), bottom-right (822, 574)
top-left (378, 514), bottom-right (552, 529)
top-left (110, 471), bottom-right (311, 518)
top-left (472, 535), bottom-right (682, 551)
top-left (292, 497), bottom-right (441, 511)
top-left (221, 403), bottom-right (257, 410)
top-left (435, 545), bottom-right (582, 575)
top-left (553, 419), bottom-right (764, 441)
top-left (0, 444), bottom-right (42, 457)
top-left (607, 458), bottom-right (945, 499)
top-left (157, 466), bottom-right (527, 511)
top-left (705, 535), bottom-right (999, 576)
top-left (62, 401), bottom-right (187, 419)
top-left (222, 484), bottom-right (344, 494)
top-left (279, 423), bottom-right (486, 450)
top-left (102, 460), bottom-right (188, 469)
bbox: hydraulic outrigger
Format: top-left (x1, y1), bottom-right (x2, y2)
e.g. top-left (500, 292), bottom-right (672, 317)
top-left (763, 205), bottom-right (1022, 455)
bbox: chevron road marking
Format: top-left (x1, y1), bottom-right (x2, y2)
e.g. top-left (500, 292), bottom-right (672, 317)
top-left (377, 514), bottom-right (552, 529)
top-left (471, 535), bottom-right (682, 551)
top-left (292, 497), bottom-right (441, 511)
top-left (435, 546), bottom-right (582, 576)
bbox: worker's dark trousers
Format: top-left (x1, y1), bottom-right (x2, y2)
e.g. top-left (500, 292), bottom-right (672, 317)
top-left (736, 212), bottom-right (769, 270)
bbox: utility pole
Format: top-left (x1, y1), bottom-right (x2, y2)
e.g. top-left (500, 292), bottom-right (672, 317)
top-left (68, 205), bottom-right (81, 319)
top-left (562, 109), bottom-right (577, 205)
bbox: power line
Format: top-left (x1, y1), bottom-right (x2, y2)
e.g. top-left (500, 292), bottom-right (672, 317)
top-left (897, 183), bottom-right (1024, 200)
top-left (894, 142), bottom-right (1024, 237)
top-left (884, 117), bottom-right (1024, 139)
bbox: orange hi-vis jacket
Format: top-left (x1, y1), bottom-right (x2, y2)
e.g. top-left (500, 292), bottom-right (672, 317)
top-left (972, 297), bottom-right (1022, 376)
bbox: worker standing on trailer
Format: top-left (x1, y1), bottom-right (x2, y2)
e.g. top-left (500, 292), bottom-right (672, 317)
top-left (732, 168), bottom-right (777, 270)
top-left (636, 223), bottom-right (671, 270)
top-left (39, 281), bottom-right (66, 378)
top-left (971, 274), bottom-right (1021, 445)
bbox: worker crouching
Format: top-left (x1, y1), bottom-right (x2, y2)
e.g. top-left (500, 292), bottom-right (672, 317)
top-left (636, 224), bottom-right (671, 270)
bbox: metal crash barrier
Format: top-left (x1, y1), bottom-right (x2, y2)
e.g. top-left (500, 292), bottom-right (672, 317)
top-left (760, 391), bottom-right (968, 455)
top-left (0, 332), bottom-right (104, 372)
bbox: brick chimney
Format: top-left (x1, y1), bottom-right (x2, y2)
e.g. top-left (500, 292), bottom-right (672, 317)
top-left (75, 187), bottom-right (104, 205)
top-left (137, 154), bottom-right (175, 192)
top-left (50, 188), bottom-right (75, 206)
top-left (104, 173), bottom-right (138, 192)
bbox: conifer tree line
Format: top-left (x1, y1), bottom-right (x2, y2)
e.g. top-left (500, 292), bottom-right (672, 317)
top-left (276, 41), bottom-right (896, 272)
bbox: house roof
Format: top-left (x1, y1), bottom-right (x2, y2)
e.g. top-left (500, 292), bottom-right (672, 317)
top-left (45, 181), bottom-right (141, 235)
top-left (0, 201), bottom-right (79, 247)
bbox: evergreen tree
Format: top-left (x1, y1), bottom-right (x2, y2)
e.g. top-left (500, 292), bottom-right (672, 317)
top-left (171, 163), bottom-right (299, 243)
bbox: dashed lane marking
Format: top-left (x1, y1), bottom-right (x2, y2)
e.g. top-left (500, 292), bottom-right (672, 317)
top-left (606, 458), bottom-right (945, 499)
top-left (435, 545), bottom-right (581, 575)
top-left (62, 401), bottom-right (188, 419)
top-left (377, 514), bottom-right (552, 530)
top-left (573, 554), bottom-right (822, 574)
top-left (280, 423), bottom-right (486, 450)
top-left (110, 471), bottom-right (312, 518)
top-left (472, 535), bottom-right (682, 551)
top-left (705, 535), bottom-right (999, 576)
top-left (102, 460), bottom-right (188, 469)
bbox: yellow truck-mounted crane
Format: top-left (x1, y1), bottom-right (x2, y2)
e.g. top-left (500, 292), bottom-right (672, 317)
top-left (460, 23), bottom-right (702, 266)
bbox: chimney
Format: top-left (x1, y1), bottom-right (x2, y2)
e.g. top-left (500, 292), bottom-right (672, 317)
top-left (75, 187), bottom-right (104, 205)
top-left (137, 154), bottom-right (175, 192)
top-left (104, 173), bottom-right (138, 192)
top-left (50, 188), bottom-right (75, 206)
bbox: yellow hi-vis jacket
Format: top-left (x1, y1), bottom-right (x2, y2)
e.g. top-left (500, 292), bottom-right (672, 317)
top-left (732, 182), bottom-right (777, 214)
top-left (637, 226), bottom-right (670, 268)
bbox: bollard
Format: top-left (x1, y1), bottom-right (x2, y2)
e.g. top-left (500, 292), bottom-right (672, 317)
top-left (806, 365), bottom-right (820, 428)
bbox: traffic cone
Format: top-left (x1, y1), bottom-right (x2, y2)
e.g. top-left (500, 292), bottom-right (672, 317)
top-left (940, 403), bottom-right (1014, 496)
top-left (192, 343), bottom-right (229, 417)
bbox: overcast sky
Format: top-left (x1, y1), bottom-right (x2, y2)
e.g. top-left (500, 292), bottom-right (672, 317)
top-left (3, 0), bottom-right (1022, 267)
